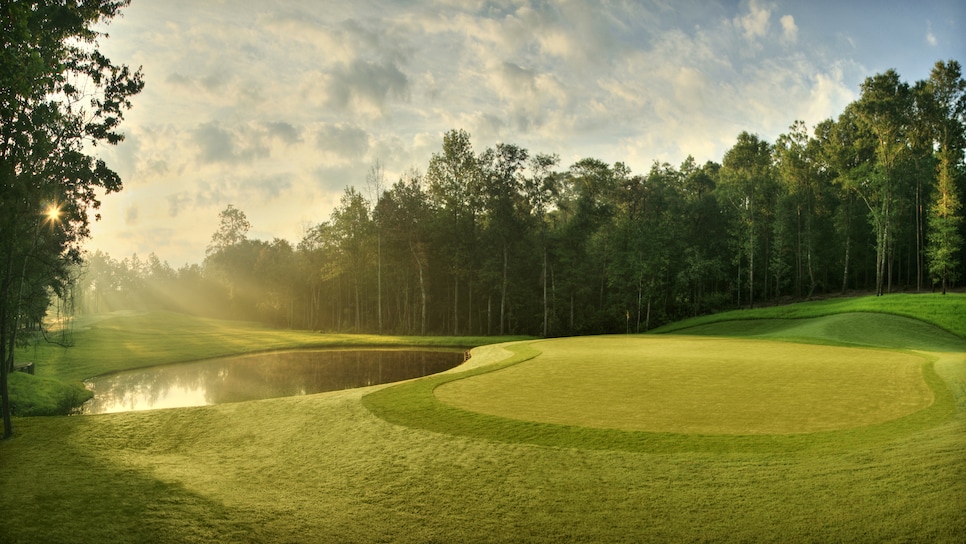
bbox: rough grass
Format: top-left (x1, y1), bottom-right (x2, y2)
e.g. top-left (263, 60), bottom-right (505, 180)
top-left (2, 296), bottom-right (965, 542)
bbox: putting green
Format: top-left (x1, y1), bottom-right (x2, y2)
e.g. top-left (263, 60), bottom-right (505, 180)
top-left (434, 336), bottom-right (934, 435)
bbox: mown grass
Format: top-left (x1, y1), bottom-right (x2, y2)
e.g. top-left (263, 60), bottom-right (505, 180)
top-left (652, 292), bottom-right (966, 337)
top-left (1, 295), bottom-right (965, 542)
top-left (434, 336), bottom-right (934, 434)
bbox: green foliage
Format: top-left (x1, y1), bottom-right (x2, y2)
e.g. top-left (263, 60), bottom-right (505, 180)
top-left (1, 0), bottom-right (143, 437)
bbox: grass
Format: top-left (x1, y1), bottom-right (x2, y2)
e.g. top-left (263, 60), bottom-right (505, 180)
top-left (435, 336), bottom-right (934, 434)
top-left (1, 295), bottom-right (965, 542)
top-left (20, 310), bottom-right (529, 383)
top-left (652, 292), bottom-right (966, 337)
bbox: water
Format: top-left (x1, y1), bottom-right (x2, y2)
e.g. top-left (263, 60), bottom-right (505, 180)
top-left (81, 349), bottom-right (465, 414)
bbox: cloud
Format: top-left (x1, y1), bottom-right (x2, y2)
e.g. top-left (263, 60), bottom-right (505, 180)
top-left (264, 121), bottom-right (301, 146)
top-left (314, 123), bottom-right (369, 158)
top-left (926, 21), bottom-right (937, 46)
top-left (324, 59), bottom-right (410, 116)
top-left (734, 0), bottom-right (771, 41)
top-left (167, 193), bottom-right (192, 218)
top-left (193, 122), bottom-right (236, 163)
top-left (125, 205), bottom-right (139, 225)
top-left (780, 15), bottom-right (798, 44)
top-left (239, 173), bottom-right (293, 200)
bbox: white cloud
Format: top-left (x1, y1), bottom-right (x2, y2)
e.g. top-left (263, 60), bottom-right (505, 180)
top-left (734, 0), bottom-right (771, 41)
top-left (926, 21), bottom-right (938, 46)
top-left (780, 15), bottom-right (798, 44)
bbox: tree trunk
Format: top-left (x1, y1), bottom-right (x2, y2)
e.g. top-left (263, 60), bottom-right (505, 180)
top-left (841, 197), bottom-right (852, 293)
top-left (748, 218), bottom-right (755, 308)
top-left (499, 245), bottom-right (507, 336)
top-left (453, 275), bottom-right (459, 336)
top-left (542, 247), bottom-right (548, 338)
top-left (411, 244), bottom-right (427, 335)
top-left (377, 232), bottom-right (382, 332)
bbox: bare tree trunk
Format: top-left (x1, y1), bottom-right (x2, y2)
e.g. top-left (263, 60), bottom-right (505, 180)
top-left (542, 247), bottom-right (548, 338)
top-left (411, 244), bottom-right (427, 335)
top-left (841, 198), bottom-right (852, 293)
top-left (486, 295), bottom-right (492, 336)
top-left (377, 232), bottom-right (382, 332)
top-left (499, 245), bottom-right (507, 336)
top-left (645, 297), bottom-right (651, 332)
top-left (749, 219), bottom-right (755, 308)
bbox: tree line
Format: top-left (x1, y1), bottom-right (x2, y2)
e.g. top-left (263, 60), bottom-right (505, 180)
top-left (75, 60), bottom-right (965, 337)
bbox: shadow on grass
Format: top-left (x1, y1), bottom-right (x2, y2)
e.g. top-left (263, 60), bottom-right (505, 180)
top-left (0, 416), bottom-right (259, 544)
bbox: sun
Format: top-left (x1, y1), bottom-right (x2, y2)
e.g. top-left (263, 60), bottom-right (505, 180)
top-left (44, 202), bottom-right (62, 225)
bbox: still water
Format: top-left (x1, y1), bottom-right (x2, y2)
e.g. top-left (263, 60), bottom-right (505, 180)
top-left (81, 349), bottom-right (465, 414)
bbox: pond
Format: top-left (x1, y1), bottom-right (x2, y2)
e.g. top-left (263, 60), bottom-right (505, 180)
top-left (80, 349), bottom-right (466, 415)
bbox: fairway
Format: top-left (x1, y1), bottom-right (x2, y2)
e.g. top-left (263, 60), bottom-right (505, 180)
top-left (434, 336), bottom-right (934, 434)
top-left (3, 301), bottom-right (965, 542)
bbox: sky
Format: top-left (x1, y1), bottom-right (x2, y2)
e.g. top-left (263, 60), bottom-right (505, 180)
top-left (86, 0), bottom-right (965, 267)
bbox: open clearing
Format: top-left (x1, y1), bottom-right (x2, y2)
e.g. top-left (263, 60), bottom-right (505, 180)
top-left (435, 335), bottom-right (933, 434)
top-left (2, 297), bottom-right (965, 542)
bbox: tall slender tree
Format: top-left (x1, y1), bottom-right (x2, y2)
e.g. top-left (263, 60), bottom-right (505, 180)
top-left (851, 70), bottom-right (914, 295)
top-left (426, 129), bottom-right (482, 335)
top-left (924, 60), bottom-right (966, 293)
top-left (719, 132), bottom-right (776, 307)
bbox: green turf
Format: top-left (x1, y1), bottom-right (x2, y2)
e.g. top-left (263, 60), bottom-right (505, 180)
top-left (652, 292), bottom-right (966, 337)
top-left (1, 297), bottom-right (965, 542)
top-left (434, 336), bottom-right (934, 434)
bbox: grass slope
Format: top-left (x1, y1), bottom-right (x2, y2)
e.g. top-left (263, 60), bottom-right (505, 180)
top-left (652, 292), bottom-right (966, 337)
top-left (1, 296), bottom-right (964, 542)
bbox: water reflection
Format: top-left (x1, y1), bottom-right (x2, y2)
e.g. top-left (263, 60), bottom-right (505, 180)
top-left (81, 349), bottom-right (465, 414)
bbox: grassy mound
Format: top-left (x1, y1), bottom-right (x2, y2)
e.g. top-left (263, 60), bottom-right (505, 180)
top-left (665, 312), bottom-right (966, 351)
top-left (652, 292), bottom-right (966, 337)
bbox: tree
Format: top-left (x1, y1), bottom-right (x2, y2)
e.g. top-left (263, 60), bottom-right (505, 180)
top-left (365, 161), bottom-right (386, 332)
top-left (377, 169), bottom-right (432, 334)
top-left (0, 1), bottom-right (143, 437)
top-left (330, 187), bottom-right (372, 331)
top-left (206, 204), bottom-right (252, 256)
top-left (719, 132), bottom-right (776, 307)
top-left (924, 60), bottom-right (966, 293)
top-left (775, 121), bottom-right (821, 297)
top-left (851, 70), bottom-right (914, 296)
top-left (522, 153), bottom-right (559, 336)
top-left (426, 129), bottom-right (482, 335)
top-left (480, 143), bottom-right (528, 335)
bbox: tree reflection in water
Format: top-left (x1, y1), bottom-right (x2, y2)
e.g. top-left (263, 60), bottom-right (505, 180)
top-left (81, 349), bottom-right (464, 414)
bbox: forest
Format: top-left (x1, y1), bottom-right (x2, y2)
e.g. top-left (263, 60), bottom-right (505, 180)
top-left (71, 61), bottom-right (965, 337)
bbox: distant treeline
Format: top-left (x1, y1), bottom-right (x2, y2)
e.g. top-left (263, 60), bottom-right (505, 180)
top-left (72, 61), bottom-right (965, 336)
